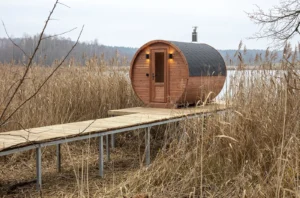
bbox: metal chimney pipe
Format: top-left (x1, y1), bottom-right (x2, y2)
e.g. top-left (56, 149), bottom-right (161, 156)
top-left (192, 26), bottom-right (198, 42)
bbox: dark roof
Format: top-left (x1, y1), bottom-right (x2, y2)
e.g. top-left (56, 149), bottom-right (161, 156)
top-left (169, 41), bottom-right (226, 77)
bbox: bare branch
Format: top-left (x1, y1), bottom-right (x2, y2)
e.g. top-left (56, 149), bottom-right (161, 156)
top-left (0, 120), bottom-right (35, 135)
top-left (1, 20), bottom-right (29, 59)
top-left (57, 1), bottom-right (71, 8)
top-left (0, 77), bottom-right (31, 107)
top-left (79, 118), bottom-right (96, 134)
top-left (42, 27), bottom-right (78, 40)
top-left (247, 0), bottom-right (300, 47)
top-left (0, 0), bottom-right (59, 124)
top-left (0, 25), bottom-right (84, 126)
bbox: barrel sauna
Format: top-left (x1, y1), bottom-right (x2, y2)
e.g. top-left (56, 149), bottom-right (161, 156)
top-left (130, 40), bottom-right (226, 108)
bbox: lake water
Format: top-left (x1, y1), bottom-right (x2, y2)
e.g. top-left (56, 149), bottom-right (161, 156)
top-left (216, 70), bottom-right (235, 102)
top-left (216, 69), bottom-right (299, 101)
top-left (117, 68), bottom-right (297, 103)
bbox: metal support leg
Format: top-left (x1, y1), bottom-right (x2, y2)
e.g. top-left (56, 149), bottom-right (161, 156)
top-left (145, 127), bottom-right (151, 166)
top-left (56, 144), bottom-right (61, 172)
top-left (106, 135), bottom-right (110, 161)
top-left (111, 134), bottom-right (115, 149)
top-left (99, 136), bottom-right (104, 177)
top-left (36, 146), bottom-right (42, 191)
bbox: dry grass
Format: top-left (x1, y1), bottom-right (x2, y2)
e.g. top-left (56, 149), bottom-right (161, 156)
top-left (0, 64), bottom-right (144, 197)
top-left (0, 64), bottom-right (140, 131)
top-left (100, 68), bottom-right (299, 197)
top-left (0, 53), bottom-right (300, 197)
top-left (101, 68), bottom-right (300, 197)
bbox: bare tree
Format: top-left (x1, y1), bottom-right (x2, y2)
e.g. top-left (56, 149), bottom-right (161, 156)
top-left (0, 0), bottom-right (84, 128)
top-left (247, 0), bottom-right (300, 47)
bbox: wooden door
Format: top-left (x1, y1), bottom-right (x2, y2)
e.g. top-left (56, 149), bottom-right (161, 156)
top-left (150, 49), bottom-right (167, 103)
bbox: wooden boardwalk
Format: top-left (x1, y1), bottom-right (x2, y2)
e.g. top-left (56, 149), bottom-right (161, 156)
top-left (0, 103), bottom-right (227, 153)
top-left (0, 103), bottom-right (228, 190)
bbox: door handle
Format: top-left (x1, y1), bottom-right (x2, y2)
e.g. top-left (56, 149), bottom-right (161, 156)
top-left (152, 73), bottom-right (155, 80)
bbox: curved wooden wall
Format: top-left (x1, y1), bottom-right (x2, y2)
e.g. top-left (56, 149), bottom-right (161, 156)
top-left (131, 40), bottom-right (226, 107)
top-left (183, 76), bottom-right (226, 104)
top-left (131, 42), bottom-right (188, 106)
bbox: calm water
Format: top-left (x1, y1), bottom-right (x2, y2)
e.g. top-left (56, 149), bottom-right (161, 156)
top-left (215, 70), bottom-right (294, 101)
top-left (121, 68), bottom-right (297, 102)
top-left (216, 70), bottom-right (235, 101)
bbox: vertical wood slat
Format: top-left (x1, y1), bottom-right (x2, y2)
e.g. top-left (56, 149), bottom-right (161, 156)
top-left (131, 41), bottom-right (188, 107)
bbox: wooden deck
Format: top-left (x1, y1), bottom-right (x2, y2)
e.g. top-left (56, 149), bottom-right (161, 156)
top-left (0, 103), bottom-right (227, 153)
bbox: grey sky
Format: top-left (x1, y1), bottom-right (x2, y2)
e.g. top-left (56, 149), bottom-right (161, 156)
top-left (0, 0), bottom-right (295, 49)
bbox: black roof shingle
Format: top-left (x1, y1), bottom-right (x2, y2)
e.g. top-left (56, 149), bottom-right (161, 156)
top-left (169, 41), bottom-right (226, 77)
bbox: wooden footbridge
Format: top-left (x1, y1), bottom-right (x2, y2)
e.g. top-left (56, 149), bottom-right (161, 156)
top-left (0, 103), bottom-right (227, 190)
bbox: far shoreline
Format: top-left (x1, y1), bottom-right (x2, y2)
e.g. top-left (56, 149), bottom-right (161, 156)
top-left (226, 65), bottom-right (300, 70)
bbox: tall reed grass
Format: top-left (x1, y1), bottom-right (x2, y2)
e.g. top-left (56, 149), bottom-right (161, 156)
top-left (0, 65), bottom-right (140, 132)
top-left (0, 64), bottom-right (142, 196)
top-left (0, 46), bottom-right (300, 197)
top-left (101, 58), bottom-right (300, 197)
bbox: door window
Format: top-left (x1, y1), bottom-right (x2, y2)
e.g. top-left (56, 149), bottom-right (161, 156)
top-left (155, 52), bottom-right (164, 83)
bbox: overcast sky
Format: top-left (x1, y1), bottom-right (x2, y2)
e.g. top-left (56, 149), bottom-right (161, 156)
top-left (0, 0), bottom-right (295, 49)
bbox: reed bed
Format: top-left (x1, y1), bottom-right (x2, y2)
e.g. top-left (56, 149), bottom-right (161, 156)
top-left (0, 65), bottom-right (139, 132)
top-left (0, 64), bottom-right (142, 197)
top-left (102, 66), bottom-right (300, 197)
top-left (0, 53), bottom-right (300, 197)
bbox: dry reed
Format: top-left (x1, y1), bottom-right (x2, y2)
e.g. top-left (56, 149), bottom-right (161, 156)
top-left (100, 63), bottom-right (300, 197)
top-left (0, 48), bottom-right (300, 197)
top-left (0, 65), bottom-right (140, 132)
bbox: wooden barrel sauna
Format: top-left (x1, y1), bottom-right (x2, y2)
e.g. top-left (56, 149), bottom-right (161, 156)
top-left (130, 40), bottom-right (226, 108)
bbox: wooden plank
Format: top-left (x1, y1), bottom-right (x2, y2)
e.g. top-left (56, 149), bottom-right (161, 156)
top-left (131, 41), bottom-right (189, 106)
top-left (0, 142), bottom-right (24, 150)
top-left (0, 103), bottom-right (227, 152)
top-left (184, 76), bottom-right (226, 103)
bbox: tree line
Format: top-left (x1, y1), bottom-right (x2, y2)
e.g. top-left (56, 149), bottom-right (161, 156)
top-left (0, 35), bottom-right (287, 67)
top-left (0, 35), bottom-right (136, 66)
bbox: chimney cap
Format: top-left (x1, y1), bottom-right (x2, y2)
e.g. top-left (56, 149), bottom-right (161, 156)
top-left (192, 26), bottom-right (198, 42)
top-left (192, 26), bottom-right (198, 32)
